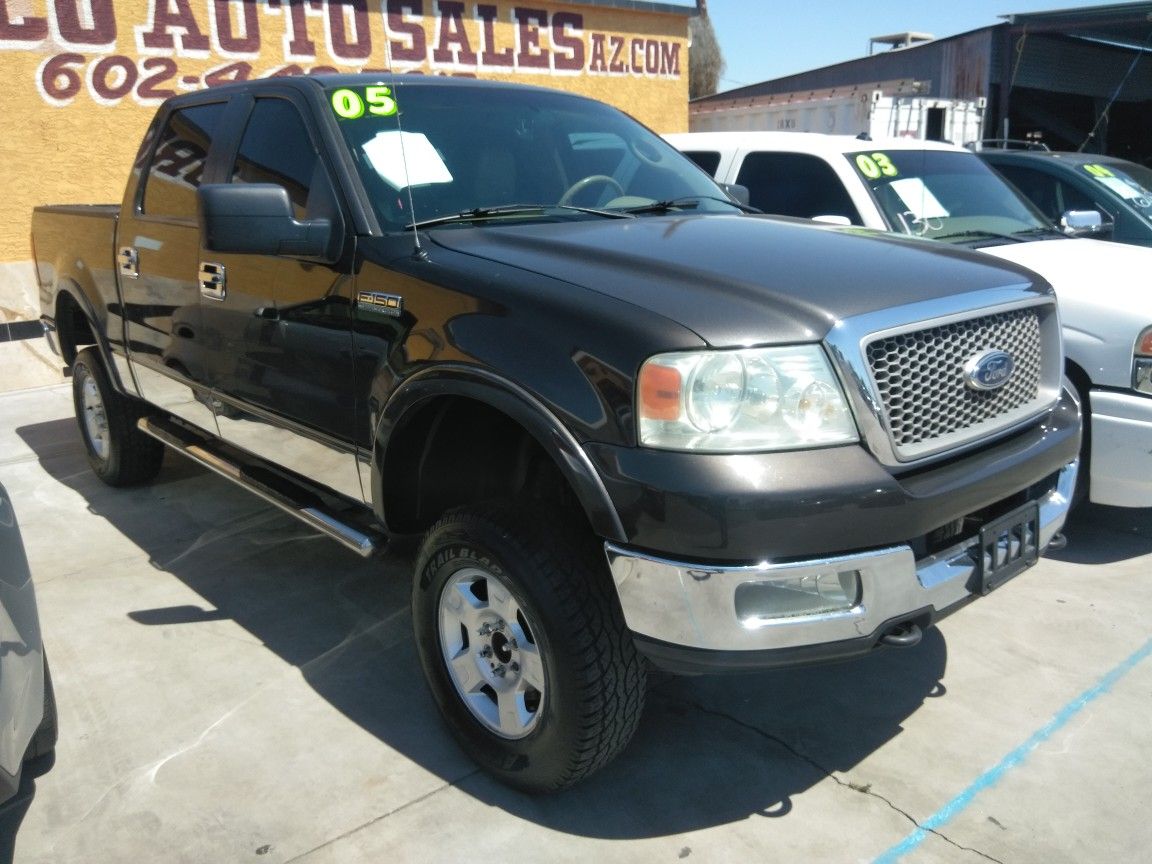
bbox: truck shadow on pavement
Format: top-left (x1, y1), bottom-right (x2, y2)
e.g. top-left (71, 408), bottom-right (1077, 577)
top-left (1047, 502), bottom-right (1152, 565)
top-left (15, 418), bottom-right (979, 840)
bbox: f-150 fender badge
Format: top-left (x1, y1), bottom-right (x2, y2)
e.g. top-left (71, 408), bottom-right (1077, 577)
top-left (358, 291), bottom-right (404, 317)
top-left (963, 350), bottom-right (1014, 391)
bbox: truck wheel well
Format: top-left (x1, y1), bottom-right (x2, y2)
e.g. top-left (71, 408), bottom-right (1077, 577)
top-left (56, 291), bottom-right (96, 366)
top-left (1065, 360), bottom-right (1092, 504)
top-left (381, 397), bottom-right (582, 536)
top-left (1064, 361), bottom-right (1092, 408)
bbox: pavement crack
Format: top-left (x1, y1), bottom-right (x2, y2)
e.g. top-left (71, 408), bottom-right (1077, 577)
top-left (281, 769), bottom-right (483, 863)
top-left (657, 691), bottom-right (1005, 864)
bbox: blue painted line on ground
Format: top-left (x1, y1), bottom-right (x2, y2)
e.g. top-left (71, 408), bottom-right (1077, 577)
top-left (873, 636), bottom-right (1152, 863)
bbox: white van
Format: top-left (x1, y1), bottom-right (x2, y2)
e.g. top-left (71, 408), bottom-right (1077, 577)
top-left (668, 131), bottom-right (1152, 508)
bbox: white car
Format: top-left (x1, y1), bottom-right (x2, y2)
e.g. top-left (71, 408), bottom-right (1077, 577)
top-left (0, 480), bottom-right (56, 808)
top-left (669, 131), bottom-right (1152, 508)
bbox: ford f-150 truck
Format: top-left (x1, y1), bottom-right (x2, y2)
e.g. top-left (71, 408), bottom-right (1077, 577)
top-left (34, 76), bottom-right (1079, 791)
top-left (669, 131), bottom-right (1150, 507)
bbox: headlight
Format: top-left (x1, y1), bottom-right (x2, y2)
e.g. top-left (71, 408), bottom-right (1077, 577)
top-left (638, 346), bottom-right (858, 451)
top-left (1135, 327), bottom-right (1152, 395)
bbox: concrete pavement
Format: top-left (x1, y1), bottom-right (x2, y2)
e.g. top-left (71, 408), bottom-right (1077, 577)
top-left (2, 381), bottom-right (1151, 863)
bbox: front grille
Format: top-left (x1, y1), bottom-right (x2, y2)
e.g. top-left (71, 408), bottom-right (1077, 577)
top-left (865, 308), bottom-right (1043, 459)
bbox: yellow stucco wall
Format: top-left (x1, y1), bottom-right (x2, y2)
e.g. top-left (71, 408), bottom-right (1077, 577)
top-left (0, 0), bottom-right (690, 266)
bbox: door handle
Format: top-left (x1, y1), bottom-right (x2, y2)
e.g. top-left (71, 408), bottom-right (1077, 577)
top-left (199, 262), bottom-right (226, 301)
top-left (118, 247), bottom-right (139, 279)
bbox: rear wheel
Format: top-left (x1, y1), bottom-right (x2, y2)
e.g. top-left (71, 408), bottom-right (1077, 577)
top-left (412, 502), bottom-right (646, 792)
top-left (72, 347), bottom-right (163, 487)
top-left (25, 655), bottom-right (57, 764)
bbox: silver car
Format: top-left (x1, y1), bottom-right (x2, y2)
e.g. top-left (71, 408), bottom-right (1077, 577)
top-left (0, 480), bottom-right (56, 807)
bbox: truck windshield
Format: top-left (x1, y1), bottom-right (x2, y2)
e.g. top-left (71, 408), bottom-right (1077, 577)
top-left (1084, 161), bottom-right (1152, 225)
top-left (847, 149), bottom-right (1054, 244)
top-left (327, 82), bottom-right (736, 231)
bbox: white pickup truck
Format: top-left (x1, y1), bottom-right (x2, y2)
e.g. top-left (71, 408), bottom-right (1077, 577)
top-left (668, 131), bottom-right (1152, 508)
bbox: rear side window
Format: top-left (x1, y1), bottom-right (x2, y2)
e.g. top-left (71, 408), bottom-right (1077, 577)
top-left (232, 98), bottom-right (318, 217)
top-left (993, 164), bottom-right (1099, 222)
top-left (142, 102), bottom-right (227, 219)
top-left (735, 152), bottom-right (861, 223)
top-left (682, 150), bottom-right (721, 176)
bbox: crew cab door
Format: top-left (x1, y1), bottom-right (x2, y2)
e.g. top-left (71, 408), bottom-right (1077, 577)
top-left (117, 98), bottom-right (232, 434)
top-left (199, 93), bottom-right (363, 502)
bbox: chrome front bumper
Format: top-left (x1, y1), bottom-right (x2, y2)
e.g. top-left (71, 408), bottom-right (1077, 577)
top-left (1088, 390), bottom-right (1152, 508)
top-left (606, 460), bottom-right (1077, 655)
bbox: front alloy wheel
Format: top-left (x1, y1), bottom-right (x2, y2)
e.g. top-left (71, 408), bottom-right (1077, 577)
top-left (413, 502), bottom-right (646, 792)
top-left (439, 567), bottom-right (547, 738)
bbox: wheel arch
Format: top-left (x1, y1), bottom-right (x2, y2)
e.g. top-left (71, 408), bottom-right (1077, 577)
top-left (53, 283), bottom-right (128, 393)
top-left (373, 366), bottom-right (625, 544)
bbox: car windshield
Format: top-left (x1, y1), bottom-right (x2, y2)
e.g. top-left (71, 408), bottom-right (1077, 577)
top-left (847, 149), bottom-right (1054, 244)
top-left (1083, 161), bottom-right (1152, 225)
top-left (327, 82), bottom-right (736, 230)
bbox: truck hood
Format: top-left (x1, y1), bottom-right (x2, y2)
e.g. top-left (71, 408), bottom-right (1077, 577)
top-left (979, 237), bottom-right (1152, 388)
top-left (429, 214), bottom-right (1042, 346)
top-left (980, 237), bottom-right (1152, 314)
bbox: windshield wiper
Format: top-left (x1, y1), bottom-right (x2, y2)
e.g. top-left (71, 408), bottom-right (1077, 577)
top-left (407, 205), bottom-right (548, 230)
top-left (555, 204), bottom-right (635, 219)
top-left (1012, 226), bottom-right (1064, 239)
top-left (619, 195), bottom-right (759, 215)
top-left (405, 203), bottom-right (633, 230)
top-left (932, 229), bottom-right (1028, 244)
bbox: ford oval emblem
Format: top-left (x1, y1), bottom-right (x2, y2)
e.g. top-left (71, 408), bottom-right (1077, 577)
top-left (964, 350), bottom-right (1015, 391)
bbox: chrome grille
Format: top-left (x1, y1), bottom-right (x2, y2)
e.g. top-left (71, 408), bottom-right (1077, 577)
top-left (865, 308), bottom-right (1043, 458)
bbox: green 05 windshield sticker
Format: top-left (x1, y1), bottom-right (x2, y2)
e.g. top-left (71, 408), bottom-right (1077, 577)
top-left (855, 152), bottom-right (899, 179)
top-left (330, 86), bottom-right (397, 119)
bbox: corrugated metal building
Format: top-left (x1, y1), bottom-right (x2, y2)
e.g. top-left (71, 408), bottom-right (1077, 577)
top-left (691, 3), bottom-right (1152, 163)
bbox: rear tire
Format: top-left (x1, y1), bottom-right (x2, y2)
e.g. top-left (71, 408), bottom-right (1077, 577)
top-left (412, 502), bottom-right (646, 792)
top-left (72, 347), bottom-right (163, 487)
top-left (25, 655), bottom-right (57, 764)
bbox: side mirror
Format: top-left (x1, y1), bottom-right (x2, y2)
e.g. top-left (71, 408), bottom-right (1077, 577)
top-left (198, 184), bottom-right (338, 261)
top-left (1059, 209), bottom-right (1110, 237)
top-left (811, 215), bottom-right (853, 226)
top-left (719, 182), bottom-right (750, 207)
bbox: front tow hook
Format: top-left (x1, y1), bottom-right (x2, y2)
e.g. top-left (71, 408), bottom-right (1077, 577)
top-left (880, 621), bottom-right (923, 649)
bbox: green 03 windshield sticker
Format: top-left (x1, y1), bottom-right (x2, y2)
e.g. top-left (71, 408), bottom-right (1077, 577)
top-left (855, 152), bottom-right (899, 179)
top-left (1083, 163), bottom-right (1116, 178)
top-left (330, 86), bottom-right (397, 119)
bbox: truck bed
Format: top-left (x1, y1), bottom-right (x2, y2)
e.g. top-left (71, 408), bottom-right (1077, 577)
top-left (32, 203), bottom-right (121, 364)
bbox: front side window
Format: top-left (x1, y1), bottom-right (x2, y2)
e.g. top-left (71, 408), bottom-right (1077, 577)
top-left (232, 98), bottom-right (318, 217)
top-left (848, 149), bottom-right (1052, 244)
top-left (143, 102), bottom-right (227, 218)
top-left (327, 82), bottom-right (737, 230)
top-left (735, 152), bottom-right (860, 223)
top-left (682, 150), bottom-right (721, 176)
top-left (991, 163), bottom-right (1096, 223)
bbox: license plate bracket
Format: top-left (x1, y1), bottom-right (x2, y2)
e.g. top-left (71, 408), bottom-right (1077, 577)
top-left (977, 502), bottom-right (1040, 594)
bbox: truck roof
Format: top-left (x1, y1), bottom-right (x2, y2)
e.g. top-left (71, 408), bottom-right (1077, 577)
top-left (665, 130), bottom-right (966, 157)
top-left (163, 72), bottom-right (578, 107)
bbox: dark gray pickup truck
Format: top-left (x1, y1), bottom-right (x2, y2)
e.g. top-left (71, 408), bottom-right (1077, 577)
top-left (33, 74), bottom-right (1079, 791)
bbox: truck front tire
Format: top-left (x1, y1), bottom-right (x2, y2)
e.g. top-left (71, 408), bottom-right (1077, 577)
top-left (412, 502), bottom-right (646, 792)
top-left (72, 348), bottom-right (164, 487)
